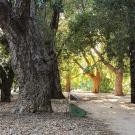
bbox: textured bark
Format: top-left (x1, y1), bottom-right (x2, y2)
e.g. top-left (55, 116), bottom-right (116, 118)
top-left (0, 65), bottom-right (14, 102)
top-left (93, 48), bottom-right (124, 96)
top-left (114, 69), bottom-right (124, 96)
top-left (74, 59), bottom-right (101, 93)
top-left (43, 1), bottom-right (64, 100)
top-left (87, 71), bottom-right (101, 93)
top-left (130, 44), bottom-right (135, 103)
top-left (128, 1), bottom-right (135, 103)
top-left (47, 46), bottom-right (64, 99)
top-left (0, 0), bottom-right (64, 113)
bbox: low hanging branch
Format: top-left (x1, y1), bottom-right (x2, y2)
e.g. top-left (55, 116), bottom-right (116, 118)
top-left (93, 48), bottom-right (117, 73)
top-left (81, 51), bottom-right (91, 66)
top-left (73, 59), bottom-right (95, 79)
top-left (73, 59), bottom-right (84, 70)
top-left (73, 58), bottom-right (101, 93)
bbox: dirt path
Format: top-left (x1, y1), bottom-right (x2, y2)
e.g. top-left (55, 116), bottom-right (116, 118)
top-left (0, 97), bottom-right (117, 135)
top-left (73, 93), bottom-right (135, 135)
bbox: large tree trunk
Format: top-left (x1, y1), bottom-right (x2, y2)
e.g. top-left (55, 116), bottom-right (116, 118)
top-left (128, 1), bottom-right (135, 103)
top-left (0, 0), bottom-right (64, 113)
top-left (114, 69), bottom-right (124, 96)
top-left (47, 39), bottom-right (65, 99)
top-left (130, 44), bottom-right (135, 103)
top-left (87, 71), bottom-right (101, 93)
top-left (9, 22), bottom-right (52, 113)
top-left (74, 58), bottom-right (102, 93)
top-left (93, 48), bottom-right (124, 96)
top-left (93, 71), bottom-right (101, 93)
top-left (47, 47), bottom-right (64, 99)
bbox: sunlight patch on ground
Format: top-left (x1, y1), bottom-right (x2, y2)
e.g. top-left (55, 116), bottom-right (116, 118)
top-left (121, 103), bottom-right (135, 110)
top-left (107, 98), bottom-right (119, 102)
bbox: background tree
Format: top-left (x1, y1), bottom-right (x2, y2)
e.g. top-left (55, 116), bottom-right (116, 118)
top-left (93, 0), bottom-right (135, 100)
top-left (0, 35), bottom-right (14, 102)
top-left (65, 0), bottom-right (134, 96)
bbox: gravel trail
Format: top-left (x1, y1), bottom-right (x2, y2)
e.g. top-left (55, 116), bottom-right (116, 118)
top-left (0, 99), bottom-right (118, 135)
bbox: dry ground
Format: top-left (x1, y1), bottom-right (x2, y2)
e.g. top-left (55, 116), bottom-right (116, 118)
top-left (72, 92), bottom-right (135, 135)
top-left (0, 94), bottom-right (118, 135)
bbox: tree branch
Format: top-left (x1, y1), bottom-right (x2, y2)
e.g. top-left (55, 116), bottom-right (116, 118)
top-left (73, 59), bottom-right (95, 79)
top-left (93, 48), bottom-right (117, 73)
top-left (73, 59), bottom-right (84, 70)
top-left (81, 51), bottom-right (91, 66)
top-left (57, 43), bottom-right (65, 59)
top-left (86, 72), bottom-right (95, 79)
top-left (81, 0), bottom-right (85, 11)
top-left (56, 34), bottom-right (73, 58)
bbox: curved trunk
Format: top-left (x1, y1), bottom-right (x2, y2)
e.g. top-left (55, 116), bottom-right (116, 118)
top-left (6, 20), bottom-right (63, 113)
top-left (87, 71), bottom-right (101, 93)
top-left (114, 69), bottom-right (124, 96)
top-left (47, 42), bottom-right (65, 99)
top-left (93, 48), bottom-right (124, 95)
top-left (49, 57), bottom-right (64, 99)
top-left (92, 71), bottom-right (101, 93)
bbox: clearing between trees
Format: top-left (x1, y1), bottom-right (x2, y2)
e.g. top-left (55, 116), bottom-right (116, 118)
top-left (75, 93), bottom-right (135, 135)
top-left (1, 92), bottom-right (135, 135)
top-left (0, 93), bottom-right (120, 135)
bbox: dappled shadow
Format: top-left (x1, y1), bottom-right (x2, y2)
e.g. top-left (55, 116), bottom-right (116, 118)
top-left (0, 94), bottom-right (118, 135)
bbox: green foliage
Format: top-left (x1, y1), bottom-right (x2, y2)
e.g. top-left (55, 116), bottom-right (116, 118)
top-left (52, 0), bottom-right (64, 12)
top-left (35, 0), bottom-right (45, 7)
top-left (83, 64), bottom-right (96, 73)
top-left (100, 77), bottom-right (113, 93)
top-left (93, 0), bottom-right (130, 68)
top-left (35, 0), bottom-right (63, 28)
top-left (123, 72), bottom-right (130, 94)
top-left (0, 35), bottom-right (10, 66)
top-left (66, 0), bottom-right (132, 71)
top-left (57, 0), bottom-right (132, 94)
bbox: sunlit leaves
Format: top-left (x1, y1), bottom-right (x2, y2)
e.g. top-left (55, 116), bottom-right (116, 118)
top-left (0, 35), bottom-right (10, 67)
top-left (67, 0), bottom-right (130, 69)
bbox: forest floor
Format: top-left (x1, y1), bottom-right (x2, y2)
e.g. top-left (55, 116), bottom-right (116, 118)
top-left (0, 93), bottom-right (118, 135)
top-left (71, 92), bottom-right (135, 135)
